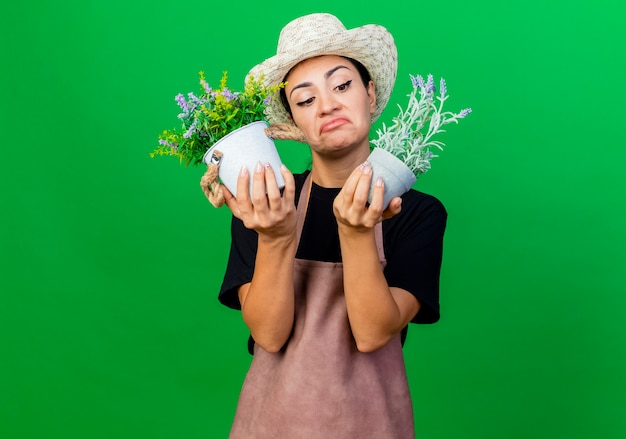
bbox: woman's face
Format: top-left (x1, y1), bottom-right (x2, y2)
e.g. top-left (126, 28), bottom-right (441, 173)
top-left (284, 55), bottom-right (376, 157)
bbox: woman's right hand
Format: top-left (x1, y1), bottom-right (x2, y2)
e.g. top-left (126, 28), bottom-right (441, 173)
top-left (223, 162), bottom-right (296, 240)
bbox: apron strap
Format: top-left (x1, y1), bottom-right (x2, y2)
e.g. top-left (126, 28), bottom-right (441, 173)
top-left (295, 173), bottom-right (385, 262)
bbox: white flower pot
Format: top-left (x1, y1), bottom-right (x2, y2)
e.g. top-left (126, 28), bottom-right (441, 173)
top-left (367, 147), bottom-right (417, 209)
top-left (202, 121), bottom-right (285, 196)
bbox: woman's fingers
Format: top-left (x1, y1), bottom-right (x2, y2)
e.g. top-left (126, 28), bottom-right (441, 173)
top-left (366, 177), bottom-right (385, 217)
top-left (352, 163), bottom-right (373, 208)
top-left (251, 162), bottom-right (269, 211)
top-left (263, 162), bottom-right (283, 207)
top-left (222, 184), bottom-right (238, 214)
top-left (340, 162), bottom-right (365, 201)
top-left (227, 161), bottom-right (295, 234)
top-left (236, 165), bottom-right (251, 203)
top-left (280, 165), bottom-right (295, 200)
top-left (382, 196), bottom-right (403, 219)
top-left (335, 162), bottom-right (389, 228)
top-left (229, 165), bottom-right (253, 219)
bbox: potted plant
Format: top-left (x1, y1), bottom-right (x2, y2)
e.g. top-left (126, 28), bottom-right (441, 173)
top-left (368, 73), bottom-right (472, 208)
top-left (152, 71), bottom-right (286, 206)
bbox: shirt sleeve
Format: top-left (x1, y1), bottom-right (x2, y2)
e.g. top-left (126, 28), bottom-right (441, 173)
top-left (218, 215), bottom-right (259, 310)
top-left (382, 190), bottom-right (447, 324)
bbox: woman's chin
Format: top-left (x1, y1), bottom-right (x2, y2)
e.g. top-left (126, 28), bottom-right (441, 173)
top-left (314, 140), bottom-right (369, 160)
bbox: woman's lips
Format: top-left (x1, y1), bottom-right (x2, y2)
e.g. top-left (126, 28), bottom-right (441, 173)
top-left (320, 117), bottom-right (350, 133)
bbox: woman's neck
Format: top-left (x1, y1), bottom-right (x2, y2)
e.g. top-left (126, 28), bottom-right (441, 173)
top-left (310, 147), bottom-right (370, 188)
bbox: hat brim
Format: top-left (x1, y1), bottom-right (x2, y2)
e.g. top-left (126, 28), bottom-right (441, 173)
top-left (248, 24), bottom-right (397, 125)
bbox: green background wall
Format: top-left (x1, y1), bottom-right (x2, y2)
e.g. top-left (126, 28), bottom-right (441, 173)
top-left (1, 0), bottom-right (624, 438)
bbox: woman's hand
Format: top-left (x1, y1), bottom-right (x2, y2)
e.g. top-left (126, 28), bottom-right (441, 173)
top-left (333, 162), bottom-right (402, 232)
top-left (223, 162), bottom-right (296, 240)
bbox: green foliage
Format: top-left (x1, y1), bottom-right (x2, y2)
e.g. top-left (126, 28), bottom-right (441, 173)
top-left (152, 71), bottom-right (286, 167)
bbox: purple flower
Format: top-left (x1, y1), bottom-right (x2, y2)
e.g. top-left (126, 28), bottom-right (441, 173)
top-left (263, 95), bottom-right (271, 105)
top-left (439, 78), bottom-right (447, 97)
top-left (426, 74), bottom-right (435, 94)
top-left (221, 88), bottom-right (236, 101)
top-left (187, 92), bottom-right (204, 107)
top-left (175, 93), bottom-right (190, 115)
top-left (200, 79), bottom-right (212, 94)
top-left (458, 108), bottom-right (472, 118)
top-left (183, 118), bottom-right (199, 139)
top-left (159, 138), bottom-right (177, 151)
top-left (410, 74), bottom-right (425, 89)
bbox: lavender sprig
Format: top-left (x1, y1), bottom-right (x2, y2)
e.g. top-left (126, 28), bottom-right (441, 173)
top-left (175, 94), bottom-right (190, 119)
top-left (371, 74), bottom-right (471, 176)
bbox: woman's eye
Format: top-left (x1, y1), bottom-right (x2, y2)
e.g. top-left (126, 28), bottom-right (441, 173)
top-left (335, 80), bottom-right (352, 92)
top-left (296, 97), bottom-right (315, 107)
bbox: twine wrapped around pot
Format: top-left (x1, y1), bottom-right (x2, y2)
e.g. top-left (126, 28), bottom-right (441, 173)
top-left (200, 150), bottom-right (225, 208)
top-left (199, 124), bottom-right (305, 208)
top-left (264, 123), bottom-right (306, 143)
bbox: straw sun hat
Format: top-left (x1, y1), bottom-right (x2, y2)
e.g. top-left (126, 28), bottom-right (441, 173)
top-left (248, 13), bottom-right (398, 126)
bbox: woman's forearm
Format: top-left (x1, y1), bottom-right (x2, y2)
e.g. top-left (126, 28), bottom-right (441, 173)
top-left (339, 228), bottom-right (420, 352)
top-left (239, 234), bottom-right (297, 353)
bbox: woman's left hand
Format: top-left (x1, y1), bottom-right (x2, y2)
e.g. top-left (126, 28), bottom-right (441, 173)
top-left (333, 162), bottom-right (402, 231)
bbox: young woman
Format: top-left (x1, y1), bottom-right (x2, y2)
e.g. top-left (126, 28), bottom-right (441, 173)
top-left (218, 13), bottom-right (447, 438)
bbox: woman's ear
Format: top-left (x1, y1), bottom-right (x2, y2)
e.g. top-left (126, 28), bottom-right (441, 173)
top-left (367, 81), bottom-right (376, 114)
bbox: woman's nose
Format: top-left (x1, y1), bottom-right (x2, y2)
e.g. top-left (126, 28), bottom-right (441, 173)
top-left (317, 91), bottom-right (340, 115)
